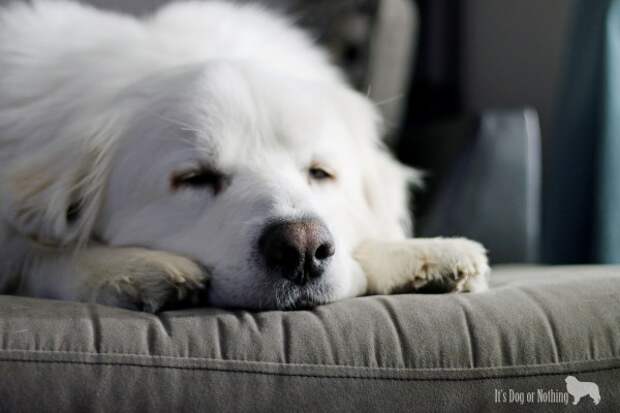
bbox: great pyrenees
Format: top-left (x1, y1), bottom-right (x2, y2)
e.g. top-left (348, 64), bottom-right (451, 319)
top-left (0, 0), bottom-right (489, 311)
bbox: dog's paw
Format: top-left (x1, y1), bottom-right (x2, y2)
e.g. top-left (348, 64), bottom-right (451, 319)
top-left (81, 249), bottom-right (209, 312)
top-left (409, 238), bottom-right (489, 294)
top-left (355, 237), bottom-right (490, 295)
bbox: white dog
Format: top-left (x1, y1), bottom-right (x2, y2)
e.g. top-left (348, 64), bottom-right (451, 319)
top-left (565, 376), bottom-right (601, 405)
top-left (0, 0), bottom-right (489, 311)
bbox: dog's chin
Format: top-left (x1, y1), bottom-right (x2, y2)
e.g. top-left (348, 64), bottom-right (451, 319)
top-left (209, 275), bottom-right (334, 311)
top-left (269, 278), bottom-right (334, 310)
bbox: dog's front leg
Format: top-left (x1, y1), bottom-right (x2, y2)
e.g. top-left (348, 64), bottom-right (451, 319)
top-left (353, 238), bottom-right (490, 295)
top-left (23, 246), bottom-right (208, 312)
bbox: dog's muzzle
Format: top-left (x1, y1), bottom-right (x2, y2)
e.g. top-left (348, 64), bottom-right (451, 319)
top-left (258, 218), bottom-right (335, 286)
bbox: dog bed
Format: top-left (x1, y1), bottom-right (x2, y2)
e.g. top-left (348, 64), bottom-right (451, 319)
top-left (0, 265), bottom-right (618, 412)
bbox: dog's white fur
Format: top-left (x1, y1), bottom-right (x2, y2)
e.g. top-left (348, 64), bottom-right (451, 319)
top-left (0, 0), bottom-right (489, 311)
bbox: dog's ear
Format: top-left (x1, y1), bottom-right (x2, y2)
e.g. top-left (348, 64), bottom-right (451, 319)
top-left (0, 2), bottom-right (122, 247)
top-left (1, 127), bottom-right (114, 247)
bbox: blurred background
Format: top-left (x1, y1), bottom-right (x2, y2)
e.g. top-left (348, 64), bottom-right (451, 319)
top-left (3, 0), bottom-right (617, 266)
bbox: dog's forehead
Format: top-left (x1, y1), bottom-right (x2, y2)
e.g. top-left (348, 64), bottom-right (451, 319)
top-left (186, 63), bottom-right (356, 164)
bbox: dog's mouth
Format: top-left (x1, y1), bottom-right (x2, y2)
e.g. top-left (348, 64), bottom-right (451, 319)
top-left (264, 277), bottom-right (334, 310)
top-left (203, 254), bottom-right (336, 310)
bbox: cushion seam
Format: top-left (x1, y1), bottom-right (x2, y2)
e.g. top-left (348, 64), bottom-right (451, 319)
top-left (0, 348), bottom-right (618, 372)
top-left (0, 357), bottom-right (618, 381)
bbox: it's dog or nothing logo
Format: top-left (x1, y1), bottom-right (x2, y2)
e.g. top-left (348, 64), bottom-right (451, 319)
top-left (493, 376), bottom-right (601, 406)
top-left (565, 376), bottom-right (601, 406)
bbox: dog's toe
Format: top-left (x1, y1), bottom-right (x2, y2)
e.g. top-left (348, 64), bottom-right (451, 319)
top-left (94, 271), bottom-right (209, 313)
top-left (410, 239), bottom-right (490, 294)
top-left (89, 251), bottom-right (210, 312)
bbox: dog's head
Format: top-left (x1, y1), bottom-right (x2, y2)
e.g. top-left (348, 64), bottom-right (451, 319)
top-left (3, 62), bottom-right (415, 309)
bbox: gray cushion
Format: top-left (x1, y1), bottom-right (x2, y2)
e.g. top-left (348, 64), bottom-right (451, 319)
top-left (0, 265), bottom-right (619, 412)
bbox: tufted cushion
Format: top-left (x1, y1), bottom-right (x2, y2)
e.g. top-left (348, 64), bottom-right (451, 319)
top-left (0, 265), bottom-right (619, 412)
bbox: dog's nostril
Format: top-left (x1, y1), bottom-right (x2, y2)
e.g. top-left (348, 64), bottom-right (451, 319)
top-left (314, 241), bottom-right (335, 261)
top-left (258, 219), bottom-right (335, 285)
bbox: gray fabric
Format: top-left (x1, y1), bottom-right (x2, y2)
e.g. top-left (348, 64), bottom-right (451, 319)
top-left (367, 0), bottom-right (416, 142)
top-left (416, 110), bottom-right (542, 263)
top-left (0, 265), bottom-right (619, 412)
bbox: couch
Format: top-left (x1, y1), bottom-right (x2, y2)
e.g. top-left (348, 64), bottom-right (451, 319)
top-left (1, 0), bottom-right (618, 411)
top-left (1, 266), bottom-right (619, 411)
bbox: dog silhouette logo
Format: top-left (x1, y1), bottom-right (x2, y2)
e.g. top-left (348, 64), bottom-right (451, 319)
top-left (565, 376), bottom-right (601, 405)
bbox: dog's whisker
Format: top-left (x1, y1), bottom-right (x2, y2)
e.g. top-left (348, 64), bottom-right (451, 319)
top-left (374, 94), bottom-right (404, 107)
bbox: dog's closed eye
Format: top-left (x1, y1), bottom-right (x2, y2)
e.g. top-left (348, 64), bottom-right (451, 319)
top-left (308, 164), bottom-right (335, 182)
top-left (171, 168), bottom-right (228, 194)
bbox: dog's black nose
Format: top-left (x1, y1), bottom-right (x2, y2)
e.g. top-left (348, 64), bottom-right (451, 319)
top-left (258, 219), bottom-right (335, 285)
